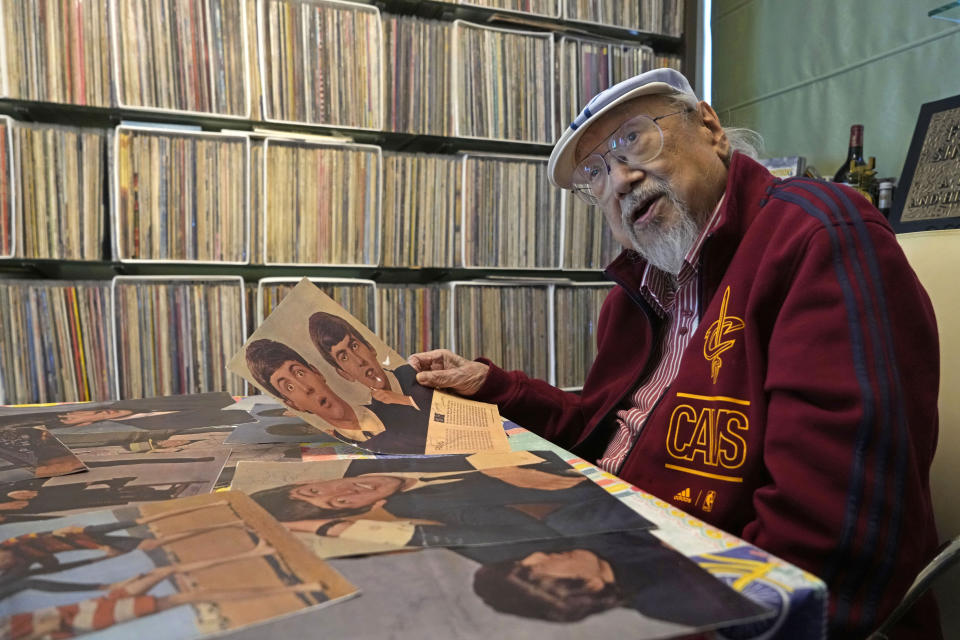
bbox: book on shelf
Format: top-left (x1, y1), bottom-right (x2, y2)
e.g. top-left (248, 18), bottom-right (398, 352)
top-left (553, 281), bottom-right (612, 389)
top-left (257, 277), bottom-right (378, 331)
top-left (258, 0), bottom-right (384, 130)
top-left (110, 0), bottom-right (251, 118)
top-left (111, 125), bottom-right (250, 264)
top-left (0, 279), bottom-right (116, 404)
top-left (449, 280), bottom-right (555, 385)
top-left (111, 276), bottom-right (248, 398)
top-left (262, 136), bottom-right (381, 266)
top-left (459, 152), bottom-right (562, 270)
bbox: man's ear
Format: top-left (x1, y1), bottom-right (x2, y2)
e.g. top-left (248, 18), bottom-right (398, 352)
top-left (335, 366), bottom-right (355, 382)
top-left (282, 398), bottom-right (303, 413)
top-left (697, 101), bottom-right (730, 159)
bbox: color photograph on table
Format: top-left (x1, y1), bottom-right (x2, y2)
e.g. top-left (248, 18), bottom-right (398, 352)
top-left (223, 403), bottom-right (345, 445)
top-left (230, 451), bottom-right (654, 559)
top-left (299, 530), bottom-right (773, 640)
top-left (0, 451), bottom-right (230, 524)
top-left (0, 392), bottom-right (256, 455)
top-left (228, 278), bottom-right (508, 455)
top-left (0, 424), bottom-right (87, 482)
top-left (0, 492), bottom-right (357, 639)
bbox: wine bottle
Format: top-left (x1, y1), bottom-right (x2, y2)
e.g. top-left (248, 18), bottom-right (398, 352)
top-left (833, 124), bottom-right (866, 184)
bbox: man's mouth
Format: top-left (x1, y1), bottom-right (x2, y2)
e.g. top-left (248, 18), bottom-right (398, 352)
top-left (626, 195), bottom-right (660, 226)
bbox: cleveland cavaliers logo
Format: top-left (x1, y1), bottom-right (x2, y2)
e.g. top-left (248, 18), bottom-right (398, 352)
top-left (703, 287), bottom-right (744, 384)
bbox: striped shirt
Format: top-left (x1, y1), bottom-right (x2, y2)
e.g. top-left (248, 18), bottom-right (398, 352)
top-left (598, 197), bottom-right (724, 474)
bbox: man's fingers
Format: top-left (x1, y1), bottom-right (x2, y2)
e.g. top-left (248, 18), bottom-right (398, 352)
top-left (415, 369), bottom-right (456, 389)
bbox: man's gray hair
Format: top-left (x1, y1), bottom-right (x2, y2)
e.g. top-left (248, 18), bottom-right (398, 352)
top-left (723, 126), bottom-right (764, 161)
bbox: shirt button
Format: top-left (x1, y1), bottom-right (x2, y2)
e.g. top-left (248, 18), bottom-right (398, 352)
top-left (678, 327), bottom-right (689, 335)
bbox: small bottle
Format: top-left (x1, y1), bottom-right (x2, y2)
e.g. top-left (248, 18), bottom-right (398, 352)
top-left (877, 180), bottom-right (894, 218)
top-left (833, 124), bottom-right (866, 184)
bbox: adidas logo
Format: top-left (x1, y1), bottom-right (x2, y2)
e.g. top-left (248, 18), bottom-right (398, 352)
top-left (673, 488), bottom-right (692, 503)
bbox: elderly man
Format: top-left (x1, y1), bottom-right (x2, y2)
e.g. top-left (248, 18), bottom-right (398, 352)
top-left (410, 69), bottom-right (940, 638)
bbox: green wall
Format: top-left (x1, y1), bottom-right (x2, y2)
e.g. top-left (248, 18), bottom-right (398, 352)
top-left (711, 0), bottom-right (960, 181)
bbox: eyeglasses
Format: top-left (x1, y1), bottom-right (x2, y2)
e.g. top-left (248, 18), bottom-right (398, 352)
top-left (572, 109), bottom-right (689, 205)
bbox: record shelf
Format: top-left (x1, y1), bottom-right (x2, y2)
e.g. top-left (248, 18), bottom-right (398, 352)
top-left (0, 0), bottom-right (698, 404)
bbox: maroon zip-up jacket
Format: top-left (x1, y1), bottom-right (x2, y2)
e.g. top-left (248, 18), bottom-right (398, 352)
top-left (475, 153), bottom-right (941, 638)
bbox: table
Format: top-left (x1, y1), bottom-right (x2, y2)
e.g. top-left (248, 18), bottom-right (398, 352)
top-left (226, 422), bottom-right (827, 640)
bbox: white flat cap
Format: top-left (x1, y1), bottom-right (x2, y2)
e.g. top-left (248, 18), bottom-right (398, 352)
top-left (548, 68), bottom-right (699, 189)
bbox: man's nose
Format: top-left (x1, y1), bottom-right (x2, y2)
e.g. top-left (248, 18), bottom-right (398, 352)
top-left (609, 158), bottom-right (645, 197)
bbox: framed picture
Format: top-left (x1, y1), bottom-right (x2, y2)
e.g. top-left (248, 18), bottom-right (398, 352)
top-left (891, 93), bottom-right (960, 232)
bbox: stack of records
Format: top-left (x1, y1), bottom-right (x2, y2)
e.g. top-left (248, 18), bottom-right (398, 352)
top-left (0, 280), bottom-right (115, 404)
top-left (249, 137), bottom-right (266, 263)
top-left (657, 52), bottom-right (683, 72)
top-left (112, 0), bottom-right (249, 116)
top-left (563, 0), bottom-right (640, 30)
top-left (1, 0), bottom-right (112, 106)
top-left (245, 0), bottom-right (265, 121)
top-left (12, 121), bottom-right (106, 261)
top-left (263, 138), bottom-right (381, 266)
top-left (561, 192), bottom-right (620, 270)
top-left (457, 0), bottom-right (560, 18)
top-left (259, 0), bottom-right (383, 129)
top-left (451, 282), bottom-right (552, 383)
top-left (381, 151), bottom-right (458, 268)
top-left (257, 277), bottom-right (377, 330)
top-left (113, 126), bottom-right (249, 264)
top-left (610, 42), bottom-right (655, 84)
top-left (460, 153), bottom-right (561, 269)
top-left (112, 276), bottom-right (247, 398)
top-left (661, 0), bottom-right (685, 37)
top-left (383, 15), bottom-right (453, 136)
top-left (0, 117), bottom-right (12, 259)
top-left (377, 283), bottom-right (451, 357)
top-left (554, 282), bottom-right (613, 388)
top-left (557, 35), bottom-right (612, 139)
top-left (453, 21), bottom-right (554, 143)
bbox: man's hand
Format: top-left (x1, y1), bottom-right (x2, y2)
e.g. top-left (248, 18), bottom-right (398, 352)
top-left (407, 349), bottom-right (489, 397)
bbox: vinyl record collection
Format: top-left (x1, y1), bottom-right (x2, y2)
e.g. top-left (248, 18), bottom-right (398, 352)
top-left (0, 0), bottom-right (690, 404)
top-left (13, 122), bottom-right (105, 261)
top-left (382, 152), bottom-right (458, 268)
top-left (113, 277), bottom-right (247, 398)
top-left (383, 15), bottom-right (453, 136)
top-left (258, 278), bottom-right (377, 329)
top-left (377, 284), bottom-right (451, 358)
top-left (114, 127), bottom-right (249, 263)
top-left (454, 22), bottom-right (554, 143)
top-left (259, 0), bottom-right (383, 129)
top-left (557, 36), bottom-right (611, 136)
top-left (460, 153), bottom-right (561, 269)
top-left (112, 0), bottom-right (249, 116)
top-left (452, 282), bottom-right (552, 383)
top-left (564, 0), bottom-right (684, 36)
top-left (0, 280), bottom-right (115, 404)
top-left (263, 138), bottom-right (381, 266)
top-left (554, 283), bottom-right (613, 388)
top-left (457, 0), bottom-right (560, 17)
top-left (0, 118), bottom-right (12, 258)
top-left (0, 0), bottom-right (112, 106)
top-left (562, 194), bottom-right (621, 269)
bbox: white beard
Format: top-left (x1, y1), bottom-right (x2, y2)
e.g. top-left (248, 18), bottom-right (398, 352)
top-left (620, 181), bottom-right (704, 276)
